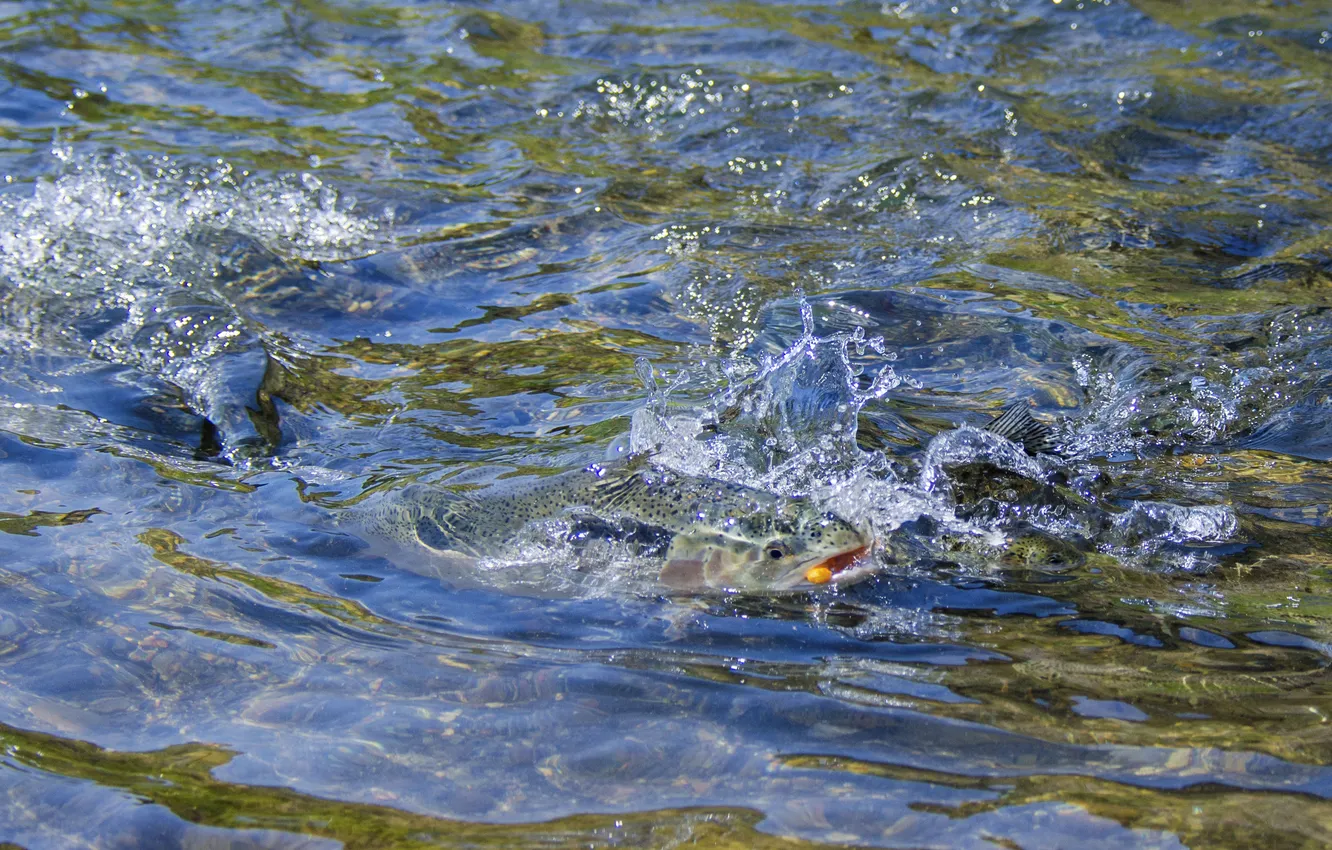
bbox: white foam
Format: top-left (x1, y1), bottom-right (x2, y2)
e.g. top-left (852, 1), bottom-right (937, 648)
top-left (627, 298), bottom-right (1015, 557)
top-left (0, 148), bottom-right (392, 458)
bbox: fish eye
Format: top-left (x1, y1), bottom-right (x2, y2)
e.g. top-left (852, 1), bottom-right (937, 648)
top-left (765, 541), bottom-right (792, 560)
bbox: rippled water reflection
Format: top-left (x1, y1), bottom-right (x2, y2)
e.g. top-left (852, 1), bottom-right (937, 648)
top-left (3, 0), bottom-right (1332, 847)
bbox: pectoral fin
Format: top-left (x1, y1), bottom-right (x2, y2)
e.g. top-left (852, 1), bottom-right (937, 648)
top-left (660, 539), bottom-right (724, 590)
top-left (659, 557), bottom-right (708, 590)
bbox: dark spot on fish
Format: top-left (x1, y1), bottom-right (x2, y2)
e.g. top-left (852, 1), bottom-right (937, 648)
top-left (415, 516), bottom-right (452, 550)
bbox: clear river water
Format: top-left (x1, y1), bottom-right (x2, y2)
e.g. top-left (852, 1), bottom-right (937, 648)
top-left (3, 1), bottom-right (1332, 848)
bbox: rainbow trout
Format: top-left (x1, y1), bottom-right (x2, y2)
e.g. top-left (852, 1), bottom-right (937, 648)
top-left (362, 455), bottom-right (869, 592)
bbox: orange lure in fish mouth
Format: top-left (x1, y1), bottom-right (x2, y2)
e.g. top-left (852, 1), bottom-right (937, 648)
top-left (803, 545), bottom-right (870, 585)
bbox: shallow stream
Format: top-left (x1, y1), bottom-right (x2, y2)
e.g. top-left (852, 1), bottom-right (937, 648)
top-left (3, 1), bottom-right (1332, 847)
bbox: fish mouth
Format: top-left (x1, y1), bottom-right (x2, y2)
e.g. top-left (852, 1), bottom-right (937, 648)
top-left (786, 545), bottom-right (871, 588)
top-left (804, 548), bottom-right (868, 583)
top-left (816, 546), bottom-right (870, 576)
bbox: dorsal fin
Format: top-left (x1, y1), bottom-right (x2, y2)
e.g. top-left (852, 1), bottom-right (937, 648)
top-left (985, 403), bottom-right (1055, 456)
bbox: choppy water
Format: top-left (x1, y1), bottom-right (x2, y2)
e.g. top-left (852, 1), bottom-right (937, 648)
top-left (3, 1), bottom-right (1332, 847)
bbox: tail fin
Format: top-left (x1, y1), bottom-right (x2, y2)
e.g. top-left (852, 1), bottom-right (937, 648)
top-left (985, 404), bottom-right (1055, 456)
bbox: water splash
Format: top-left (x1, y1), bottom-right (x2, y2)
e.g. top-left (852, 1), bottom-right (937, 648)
top-left (628, 299), bottom-right (1007, 565)
top-left (918, 424), bottom-right (1047, 495)
top-left (0, 148), bottom-right (391, 461)
top-left (627, 298), bottom-right (1249, 578)
top-left (1102, 501), bottom-right (1240, 571)
top-left (0, 149), bottom-right (385, 280)
top-left (631, 299), bottom-right (903, 490)
top-left (1064, 306), bottom-right (1332, 460)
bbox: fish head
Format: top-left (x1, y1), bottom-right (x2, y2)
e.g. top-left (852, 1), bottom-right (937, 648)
top-left (1000, 530), bottom-right (1085, 570)
top-left (928, 527), bottom-right (1085, 571)
top-left (658, 505), bottom-right (871, 592)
